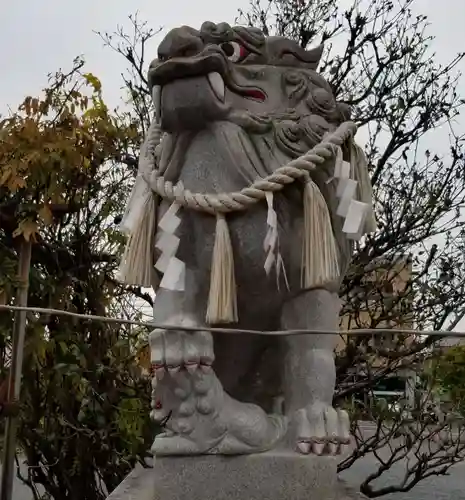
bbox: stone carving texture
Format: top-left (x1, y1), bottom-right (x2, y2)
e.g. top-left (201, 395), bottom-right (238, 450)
top-left (121, 21), bottom-right (375, 457)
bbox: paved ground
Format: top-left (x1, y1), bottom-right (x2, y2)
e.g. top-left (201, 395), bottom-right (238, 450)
top-left (340, 422), bottom-right (465, 499)
top-left (341, 455), bottom-right (465, 500)
top-left (5, 452), bottom-right (465, 499)
top-left (0, 474), bottom-right (31, 500)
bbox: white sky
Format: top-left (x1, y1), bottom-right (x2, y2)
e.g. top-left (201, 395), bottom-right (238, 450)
top-left (0, 0), bottom-right (249, 112)
top-left (1, 0), bottom-right (464, 115)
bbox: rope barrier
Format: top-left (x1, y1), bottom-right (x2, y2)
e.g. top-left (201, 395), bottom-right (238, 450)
top-left (0, 304), bottom-right (464, 338)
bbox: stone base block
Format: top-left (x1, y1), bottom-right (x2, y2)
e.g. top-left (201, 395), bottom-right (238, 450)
top-left (106, 451), bottom-right (363, 500)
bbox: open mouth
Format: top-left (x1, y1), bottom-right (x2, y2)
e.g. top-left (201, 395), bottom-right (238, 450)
top-left (149, 51), bottom-right (267, 105)
top-left (205, 72), bottom-right (266, 103)
top-left (239, 88), bottom-right (267, 102)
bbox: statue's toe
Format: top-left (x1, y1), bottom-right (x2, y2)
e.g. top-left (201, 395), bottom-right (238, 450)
top-left (293, 403), bottom-right (351, 456)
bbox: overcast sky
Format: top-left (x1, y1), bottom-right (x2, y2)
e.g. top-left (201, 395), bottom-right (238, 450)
top-left (1, 0), bottom-right (464, 117)
top-left (0, 0), bottom-right (249, 112)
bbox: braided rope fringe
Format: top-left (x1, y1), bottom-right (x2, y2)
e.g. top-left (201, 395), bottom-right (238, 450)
top-left (118, 119), bottom-right (162, 286)
top-left (301, 178), bottom-right (340, 289)
top-left (118, 195), bottom-right (157, 287)
top-left (206, 214), bottom-right (238, 324)
top-left (351, 142), bottom-right (377, 234)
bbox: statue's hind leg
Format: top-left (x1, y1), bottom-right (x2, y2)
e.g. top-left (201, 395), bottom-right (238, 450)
top-left (281, 289), bottom-right (351, 455)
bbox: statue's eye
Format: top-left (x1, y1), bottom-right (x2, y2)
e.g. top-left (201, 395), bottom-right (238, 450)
top-left (220, 41), bottom-right (248, 62)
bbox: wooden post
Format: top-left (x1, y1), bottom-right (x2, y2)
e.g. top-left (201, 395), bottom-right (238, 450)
top-left (0, 238), bottom-right (32, 500)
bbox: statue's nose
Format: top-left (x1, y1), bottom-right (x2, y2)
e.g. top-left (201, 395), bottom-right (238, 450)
top-left (158, 26), bottom-right (204, 60)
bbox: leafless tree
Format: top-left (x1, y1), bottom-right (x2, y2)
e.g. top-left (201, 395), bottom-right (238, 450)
top-left (237, 0), bottom-right (465, 495)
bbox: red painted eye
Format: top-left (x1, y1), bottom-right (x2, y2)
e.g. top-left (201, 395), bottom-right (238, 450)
top-left (220, 41), bottom-right (248, 63)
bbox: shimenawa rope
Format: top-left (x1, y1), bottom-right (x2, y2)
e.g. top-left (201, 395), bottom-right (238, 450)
top-left (119, 119), bottom-right (374, 324)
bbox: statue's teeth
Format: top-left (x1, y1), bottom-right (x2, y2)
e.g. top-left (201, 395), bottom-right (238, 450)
top-left (207, 72), bottom-right (225, 101)
top-left (152, 85), bottom-right (161, 121)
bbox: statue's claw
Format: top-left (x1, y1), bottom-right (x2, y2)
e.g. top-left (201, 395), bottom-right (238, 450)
top-left (297, 441), bottom-right (311, 454)
top-left (293, 404), bottom-right (351, 456)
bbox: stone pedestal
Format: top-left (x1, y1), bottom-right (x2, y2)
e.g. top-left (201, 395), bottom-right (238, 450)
top-left (106, 451), bottom-right (363, 500)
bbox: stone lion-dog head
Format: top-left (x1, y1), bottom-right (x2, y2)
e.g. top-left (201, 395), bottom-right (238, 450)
top-left (148, 21), bottom-right (350, 159)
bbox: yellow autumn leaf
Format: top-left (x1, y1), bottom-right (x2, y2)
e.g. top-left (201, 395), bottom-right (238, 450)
top-left (83, 73), bottom-right (102, 93)
top-left (136, 343), bottom-right (151, 372)
top-left (38, 205), bottom-right (53, 225)
top-left (13, 219), bottom-right (38, 241)
top-left (7, 175), bottom-right (26, 192)
top-left (82, 107), bottom-right (98, 121)
top-left (24, 151), bottom-right (42, 164)
top-left (0, 168), bottom-right (11, 186)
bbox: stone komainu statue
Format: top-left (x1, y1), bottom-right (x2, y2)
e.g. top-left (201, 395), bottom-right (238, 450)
top-left (118, 22), bottom-right (376, 456)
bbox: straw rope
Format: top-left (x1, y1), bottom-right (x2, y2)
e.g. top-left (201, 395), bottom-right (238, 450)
top-left (144, 121), bottom-right (357, 214)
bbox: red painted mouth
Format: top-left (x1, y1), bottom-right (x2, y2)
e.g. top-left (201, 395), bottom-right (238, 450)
top-left (240, 88), bottom-right (267, 102)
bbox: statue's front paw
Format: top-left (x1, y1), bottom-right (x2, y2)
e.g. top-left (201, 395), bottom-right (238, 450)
top-left (149, 326), bottom-right (227, 454)
top-left (150, 326), bottom-right (214, 379)
top-left (293, 403), bottom-right (351, 456)
top-left (149, 326), bottom-right (214, 431)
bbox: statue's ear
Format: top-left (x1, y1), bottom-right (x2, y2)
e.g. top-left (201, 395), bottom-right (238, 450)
top-left (303, 44), bottom-right (324, 70)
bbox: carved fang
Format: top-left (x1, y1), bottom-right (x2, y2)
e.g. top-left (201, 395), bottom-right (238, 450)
top-left (207, 72), bottom-right (225, 101)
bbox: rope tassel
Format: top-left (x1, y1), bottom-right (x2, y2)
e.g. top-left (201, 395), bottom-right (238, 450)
top-left (118, 118), bottom-right (162, 287)
top-left (350, 142), bottom-right (377, 234)
top-left (118, 195), bottom-right (157, 286)
top-left (206, 214), bottom-right (238, 324)
top-left (301, 179), bottom-right (340, 289)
